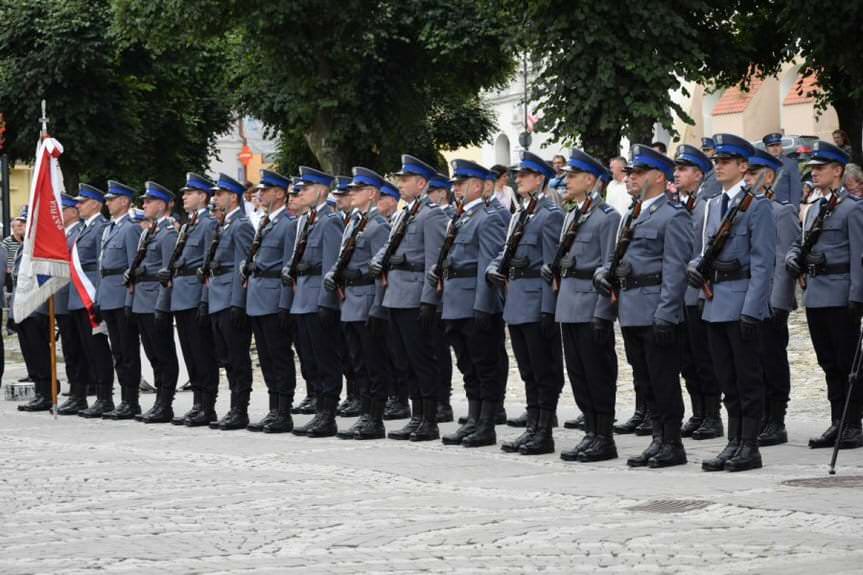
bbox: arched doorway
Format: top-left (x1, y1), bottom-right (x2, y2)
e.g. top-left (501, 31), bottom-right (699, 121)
top-left (495, 133), bottom-right (511, 166)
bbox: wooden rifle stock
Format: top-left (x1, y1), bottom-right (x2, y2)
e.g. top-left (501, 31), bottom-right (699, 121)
top-left (796, 188), bottom-right (839, 290)
top-left (285, 209), bottom-right (316, 288)
top-left (496, 192), bottom-right (539, 279)
top-left (379, 199), bottom-right (423, 288)
top-left (333, 211), bottom-right (369, 301)
top-left (163, 211), bottom-right (198, 287)
top-left (125, 219), bottom-right (157, 293)
top-left (434, 197), bottom-right (465, 294)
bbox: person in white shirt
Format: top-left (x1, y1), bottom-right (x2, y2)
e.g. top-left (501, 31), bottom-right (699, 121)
top-left (605, 156), bottom-right (631, 215)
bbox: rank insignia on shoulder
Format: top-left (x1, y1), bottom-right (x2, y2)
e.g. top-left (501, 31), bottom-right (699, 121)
top-left (600, 204), bottom-right (614, 214)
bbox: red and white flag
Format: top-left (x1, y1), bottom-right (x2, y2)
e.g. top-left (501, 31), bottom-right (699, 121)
top-left (12, 137), bottom-right (70, 321)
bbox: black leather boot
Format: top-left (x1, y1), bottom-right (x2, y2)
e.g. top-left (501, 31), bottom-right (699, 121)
top-left (702, 415), bottom-right (740, 471)
top-left (173, 389), bottom-right (200, 425)
top-left (410, 399), bottom-right (440, 442)
top-left (443, 399), bottom-right (480, 445)
top-left (507, 409), bottom-right (528, 428)
top-left (103, 387), bottom-right (141, 420)
top-left (614, 391), bottom-right (645, 434)
top-left (56, 396), bottom-right (88, 416)
top-left (337, 398), bottom-right (369, 439)
top-left (633, 406), bottom-right (654, 436)
top-left (186, 391), bottom-right (217, 427)
top-left (388, 399), bottom-right (423, 440)
top-left (724, 416), bottom-right (763, 471)
top-left (495, 404), bottom-right (507, 425)
top-left (692, 395), bottom-right (724, 439)
top-left (578, 413), bottom-right (618, 462)
top-left (435, 401), bottom-right (454, 423)
top-left (306, 396), bottom-right (338, 438)
top-left (217, 406), bottom-right (249, 430)
top-left (383, 395), bottom-right (411, 420)
top-left (809, 421), bottom-right (840, 448)
top-left (627, 417), bottom-right (662, 467)
top-left (141, 384), bottom-right (175, 424)
top-left (341, 396), bottom-right (364, 418)
top-left (355, 398), bottom-right (386, 440)
top-left (248, 393), bottom-right (279, 432)
top-left (263, 395), bottom-right (294, 433)
top-left (462, 400), bottom-right (498, 447)
top-left (78, 396), bottom-right (115, 418)
top-left (519, 409), bottom-right (555, 455)
top-left (681, 394), bottom-right (704, 437)
top-left (17, 395), bottom-right (53, 412)
top-left (648, 423), bottom-right (687, 468)
top-left (561, 411), bottom-right (595, 461)
top-left (336, 396), bottom-right (352, 416)
top-left (501, 408), bottom-right (538, 453)
top-left (293, 394), bottom-right (317, 415)
top-left (564, 413), bottom-right (585, 430)
top-left (758, 400), bottom-right (788, 446)
top-left (136, 389), bottom-right (161, 422)
top-left (839, 420), bottom-right (863, 449)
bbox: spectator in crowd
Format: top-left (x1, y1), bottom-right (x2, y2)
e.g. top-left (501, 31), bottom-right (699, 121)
top-left (651, 141), bottom-right (668, 154)
top-left (2, 213), bottom-right (25, 293)
top-left (243, 182), bottom-right (264, 229)
top-left (605, 156), bottom-right (631, 215)
top-left (548, 154), bottom-right (568, 193)
top-left (833, 129), bottom-right (853, 158)
top-left (490, 164), bottom-right (515, 212)
top-left (845, 163), bottom-right (863, 198)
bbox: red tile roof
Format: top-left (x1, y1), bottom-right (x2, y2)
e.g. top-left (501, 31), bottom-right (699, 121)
top-left (784, 74), bottom-right (819, 105)
top-left (713, 78), bottom-right (763, 116)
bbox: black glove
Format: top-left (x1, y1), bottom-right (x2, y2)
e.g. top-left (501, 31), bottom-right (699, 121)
top-left (323, 270), bottom-right (337, 292)
top-left (540, 312), bottom-right (557, 339)
top-left (196, 302), bottom-right (209, 327)
top-left (591, 317), bottom-right (613, 345)
top-left (785, 249), bottom-right (803, 277)
top-left (540, 263), bottom-right (554, 285)
top-left (486, 269), bottom-right (507, 288)
top-left (279, 309), bottom-right (293, 331)
top-left (156, 267), bottom-right (172, 287)
top-left (739, 314), bottom-right (760, 342)
top-left (849, 301), bottom-right (863, 321)
top-left (230, 306), bottom-right (247, 329)
top-left (771, 308), bottom-right (790, 324)
top-left (653, 319), bottom-right (675, 347)
top-left (426, 264), bottom-right (441, 288)
top-left (280, 265), bottom-right (293, 287)
top-left (368, 257), bottom-right (384, 278)
top-left (155, 310), bottom-right (171, 330)
top-left (474, 310), bottom-right (492, 331)
top-left (367, 315), bottom-right (387, 338)
top-left (686, 260), bottom-right (705, 289)
top-left (318, 306), bottom-right (338, 328)
top-left (124, 305), bottom-right (133, 320)
top-left (593, 270), bottom-right (614, 298)
top-left (418, 303), bottom-right (437, 330)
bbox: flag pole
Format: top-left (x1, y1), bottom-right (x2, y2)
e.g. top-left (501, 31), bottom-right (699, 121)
top-left (39, 99), bottom-right (59, 420)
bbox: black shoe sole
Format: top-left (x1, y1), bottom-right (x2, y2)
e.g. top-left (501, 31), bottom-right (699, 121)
top-left (725, 460), bottom-right (763, 472)
top-left (355, 433), bottom-right (386, 440)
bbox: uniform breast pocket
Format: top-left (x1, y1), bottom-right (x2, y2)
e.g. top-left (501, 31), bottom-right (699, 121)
top-left (186, 237), bottom-right (202, 249)
top-left (571, 236), bottom-right (591, 256)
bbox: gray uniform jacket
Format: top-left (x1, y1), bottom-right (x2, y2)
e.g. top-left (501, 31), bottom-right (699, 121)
top-left (441, 200), bottom-right (506, 320)
top-left (205, 209), bottom-right (255, 315)
top-left (555, 202), bottom-right (620, 324)
top-left (792, 190), bottom-right (863, 309)
top-left (290, 203), bottom-right (344, 314)
top-left (131, 219), bottom-right (177, 314)
top-left (333, 208), bottom-right (390, 322)
top-left (606, 194), bottom-right (692, 327)
top-left (247, 208), bottom-right (295, 317)
top-left (696, 191), bottom-right (776, 323)
top-left (489, 195), bottom-right (564, 325)
top-left (489, 197), bottom-right (512, 227)
top-left (170, 211), bottom-right (218, 312)
top-left (769, 200), bottom-right (800, 312)
top-left (278, 216), bottom-right (299, 313)
top-left (97, 214), bottom-right (142, 311)
top-left (69, 214), bottom-right (108, 311)
top-left (701, 170), bottom-right (723, 201)
top-left (773, 155), bottom-right (803, 208)
top-left (378, 196), bottom-right (448, 310)
top-left (55, 221), bottom-right (83, 315)
top-left (683, 191), bottom-right (710, 307)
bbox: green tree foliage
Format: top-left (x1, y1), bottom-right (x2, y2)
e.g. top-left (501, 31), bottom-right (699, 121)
top-left (0, 0), bottom-right (232, 190)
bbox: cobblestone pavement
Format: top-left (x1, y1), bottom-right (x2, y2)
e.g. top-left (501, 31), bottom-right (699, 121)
top-left (2, 308), bottom-right (863, 574)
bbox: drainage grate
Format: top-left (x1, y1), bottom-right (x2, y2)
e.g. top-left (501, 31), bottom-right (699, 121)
top-left (626, 499), bottom-right (713, 514)
top-left (783, 475), bottom-right (863, 489)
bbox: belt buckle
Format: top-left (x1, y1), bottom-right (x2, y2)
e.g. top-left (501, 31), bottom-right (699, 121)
top-left (807, 263), bottom-right (818, 278)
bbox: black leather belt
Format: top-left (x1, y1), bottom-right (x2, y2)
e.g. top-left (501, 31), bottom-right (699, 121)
top-left (445, 264), bottom-right (477, 279)
top-left (390, 261), bottom-right (424, 272)
top-left (174, 267), bottom-right (198, 277)
top-left (508, 268), bottom-right (541, 280)
top-left (253, 270), bottom-right (283, 279)
top-left (138, 274), bottom-right (159, 283)
top-left (295, 265), bottom-right (322, 278)
top-left (345, 275), bottom-right (375, 287)
top-left (712, 267), bottom-right (750, 283)
top-left (807, 262), bottom-right (850, 277)
top-left (620, 272), bottom-right (662, 290)
top-left (560, 266), bottom-right (594, 280)
top-left (100, 267), bottom-right (126, 278)
top-left (212, 266), bottom-right (233, 277)
top-left (81, 264), bottom-right (98, 272)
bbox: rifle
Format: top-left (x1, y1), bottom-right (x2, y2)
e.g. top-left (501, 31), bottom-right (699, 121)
top-left (160, 211), bottom-right (198, 287)
top-left (125, 219), bottom-right (157, 293)
top-left (549, 181), bottom-right (601, 293)
top-left (198, 219), bottom-right (223, 285)
top-left (794, 187), bottom-right (839, 290)
top-left (242, 209), bottom-right (272, 287)
top-left (284, 209), bottom-right (317, 287)
top-left (434, 197), bottom-right (465, 294)
top-left (764, 168), bottom-right (785, 201)
top-left (696, 170), bottom-right (767, 300)
top-left (607, 179), bottom-right (651, 303)
top-left (495, 192), bottom-right (539, 278)
top-left (378, 198), bottom-right (423, 288)
top-left (331, 211), bottom-right (370, 300)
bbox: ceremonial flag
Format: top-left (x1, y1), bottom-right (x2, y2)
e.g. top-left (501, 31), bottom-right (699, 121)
top-left (12, 136), bottom-right (70, 322)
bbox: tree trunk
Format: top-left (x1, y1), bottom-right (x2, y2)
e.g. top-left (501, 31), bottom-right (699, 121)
top-left (304, 111), bottom-right (351, 175)
top-left (581, 127), bottom-right (623, 167)
top-left (832, 95), bottom-right (863, 165)
top-left (626, 117), bottom-right (657, 150)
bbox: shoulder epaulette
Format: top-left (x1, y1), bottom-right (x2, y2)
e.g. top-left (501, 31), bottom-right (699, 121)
top-left (427, 201), bottom-right (439, 208)
top-left (668, 201), bottom-right (685, 210)
top-left (600, 204), bottom-right (614, 214)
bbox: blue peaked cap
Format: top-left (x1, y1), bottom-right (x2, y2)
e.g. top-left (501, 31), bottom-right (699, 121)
top-left (76, 184), bottom-right (105, 203)
top-left (214, 173), bottom-right (245, 196)
top-left (518, 151), bottom-right (555, 180)
top-left (380, 181), bottom-right (400, 200)
top-left (428, 173), bottom-right (451, 191)
top-left (712, 133), bottom-right (755, 160)
top-left (332, 176), bottom-right (351, 194)
top-left (105, 180), bottom-right (137, 199)
top-left (563, 149), bottom-right (610, 181)
top-left (298, 166), bottom-right (335, 188)
top-left (762, 132), bottom-right (783, 146)
top-left (701, 137), bottom-right (716, 151)
top-left (394, 154), bottom-right (437, 180)
top-left (674, 144), bottom-right (713, 175)
top-left (450, 159), bottom-right (490, 182)
top-left (259, 169), bottom-right (292, 190)
top-left (61, 194), bottom-right (79, 209)
top-left (808, 140), bottom-right (849, 166)
top-left (143, 181), bottom-right (174, 203)
top-left (630, 144), bottom-right (675, 180)
top-left (349, 167), bottom-right (386, 190)
top-left (181, 172), bottom-right (215, 195)
top-left (748, 149), bottom-right (783, 172)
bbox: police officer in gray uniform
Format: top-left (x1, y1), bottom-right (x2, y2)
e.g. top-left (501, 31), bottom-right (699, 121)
top-left (596, 145), bottom-right (693, 468)
top-left (55, 194), bottom-right (91, 415)
top-left (98, 181), bottom-right (144, 420)
top-left (432, 160), bottom-right (506, 447)
top-left (287, 167), bottom-right (345, 438)
top-left (674, 145), bottom-right (724, 440)
top-left (487, 152), bottom-right (565, 455)
top-left (763, 132), bottom-right (803, 208)
top-left (325, 167), bottom-right (392, 440)
top-left (73, 184), bottom-right (116, 418)
top-left (786, 141), bottom-right (863, 450)
top-left (370, 154), bottom-right (448, 442)
top-left (159, 173), bottom-right (220, 426)
top-left (746, 149), bottom-right (799, 446)
top-left (699, 138), bottom-right (724, 201)
top-left (200, 174), bottom-right (255, 428)
top-left (688, 134), bottom-right (776, 472)
top-left (126, 182), bottom-right (179, 423)
top-left (549, 150), bottom-right (621, 462)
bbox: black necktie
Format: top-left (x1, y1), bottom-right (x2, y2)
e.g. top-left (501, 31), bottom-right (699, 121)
top-left (721, 193), bottom-right (729, 218)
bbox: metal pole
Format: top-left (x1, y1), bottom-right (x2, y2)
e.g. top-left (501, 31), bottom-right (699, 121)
top-left (49, 296), bottom-right (58, 420)
top-left (1, 154), bottom-right (9, 238)
top-left (523, 54), bottom-right (529, 150)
